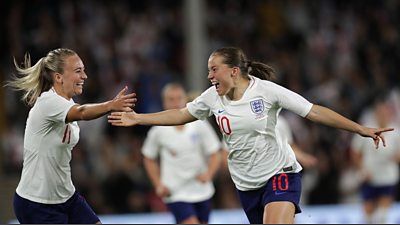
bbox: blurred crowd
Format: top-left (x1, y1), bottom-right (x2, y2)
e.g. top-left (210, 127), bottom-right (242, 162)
top-left (1, 0), bottom-right (400, 216)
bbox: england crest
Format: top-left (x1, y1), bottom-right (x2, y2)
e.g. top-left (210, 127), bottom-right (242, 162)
top-left (250, 99), bottom-right (264, 114)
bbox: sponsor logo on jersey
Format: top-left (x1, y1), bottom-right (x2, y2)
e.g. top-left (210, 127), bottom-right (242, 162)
top-left (250, 99), bottom-right (264, 114)
top-left (217, 109), bottom-right (225, 113)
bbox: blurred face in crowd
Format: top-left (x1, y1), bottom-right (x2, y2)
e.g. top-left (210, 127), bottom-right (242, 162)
top-left (162, 86), bottom-right (187, 110)
top-left (58, 54), bottom-right (87, 99)
top-left (207, 54), bottom-right (238, 97)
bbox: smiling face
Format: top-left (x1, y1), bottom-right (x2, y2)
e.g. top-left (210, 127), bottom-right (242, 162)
top-left (59, 54), bottom-right (87, 99)
top-left (207, 54), bottom-right (236, 96)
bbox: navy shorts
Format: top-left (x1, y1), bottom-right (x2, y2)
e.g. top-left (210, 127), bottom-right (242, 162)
top-left (361, 183), bottom-right (397, 201)
top-left (237, 173), bottom-right (302, 224)
top-left (166, 198), bottom-right (211, 223)
top-left (13, 191), bottom-right (100, 224)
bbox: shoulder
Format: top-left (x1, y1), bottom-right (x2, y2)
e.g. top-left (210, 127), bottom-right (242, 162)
top-left (200, 86), bottom-right (219, 99)
top-left (38, 89), bottom-right (74, 106)
top-left (249, 76), bottom-right (281, 93)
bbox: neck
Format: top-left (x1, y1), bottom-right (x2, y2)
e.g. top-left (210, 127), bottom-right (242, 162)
top-left (52, 85), bottom-right (70, 100)
top-left (227, 77), bottom-right (250, 101)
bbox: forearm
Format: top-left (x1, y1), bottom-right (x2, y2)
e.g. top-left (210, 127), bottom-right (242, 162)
top-left (137, 108), bottom-right (196, 126)
top-left (68, 101), bottom-right (112, 122)
top-left (206, 152), bottom-right (221, 179)
top-left (305, 105), bottom-right (363, 134)
top-left (143, 158), bottom-right (163, 187)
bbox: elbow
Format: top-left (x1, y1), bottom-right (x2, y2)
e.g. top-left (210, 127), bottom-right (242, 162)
top-left (305, 105), bottom-right (318, 122)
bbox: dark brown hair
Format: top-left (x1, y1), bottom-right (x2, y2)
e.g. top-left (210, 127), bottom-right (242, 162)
top-left (211, 47), bottom-right (276, 81)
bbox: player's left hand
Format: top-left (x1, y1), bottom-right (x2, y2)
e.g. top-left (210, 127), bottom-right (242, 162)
top-left (359, 127), bottom-right (394, 149)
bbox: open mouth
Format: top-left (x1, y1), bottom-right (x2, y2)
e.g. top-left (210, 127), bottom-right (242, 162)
top-left (76, 82), bottom-right (84, 88)
top-left (211, 81), bottom-right (220, 89)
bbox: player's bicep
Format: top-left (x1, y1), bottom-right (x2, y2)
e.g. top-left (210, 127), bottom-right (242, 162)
top-left (65, 104), bottom-right (83, 123)
top-left (181, 107), bottom-right (199, 123)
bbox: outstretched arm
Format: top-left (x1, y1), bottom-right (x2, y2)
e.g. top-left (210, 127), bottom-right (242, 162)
top-left (108, 107), bottom-right (197, 126)
top-left (66, 86), bottom-right (136, 123)
top-left (305, 105), bottom-right (394, 148)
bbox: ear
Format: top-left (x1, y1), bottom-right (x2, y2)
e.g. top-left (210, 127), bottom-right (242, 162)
top-left (54, 73), bottom-right (63, 84)
top-left (231, 67), bottom-right (240, 77)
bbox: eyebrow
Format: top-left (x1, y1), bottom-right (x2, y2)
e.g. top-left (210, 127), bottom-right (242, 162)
top-left (74, 67), bottom-right (84, 71)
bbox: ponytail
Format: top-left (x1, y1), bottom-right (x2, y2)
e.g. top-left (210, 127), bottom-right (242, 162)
top-left (6, 54), bottom-right (48, 106)
top-left (5, 48), bottom-right (76, 106)
top-left (247, 60), bottom-right (276, 81)
top-left (212, 46), bottom-right (276, 81)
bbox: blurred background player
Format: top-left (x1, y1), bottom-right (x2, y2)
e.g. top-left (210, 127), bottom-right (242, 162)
top-left (350, 94), bottom-right (400, 224)
top-left (141, 83), bottom-right (221, 224)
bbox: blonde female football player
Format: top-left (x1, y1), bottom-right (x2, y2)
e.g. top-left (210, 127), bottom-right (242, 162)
top-left (142, 83), bottom-right (221, 224)
top-left (108, 46), bottom-right (393, 224)
top-left (6, 48), bottom-right (136, 224)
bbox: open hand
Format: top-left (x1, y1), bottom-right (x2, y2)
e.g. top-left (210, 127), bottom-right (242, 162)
top-left (110, 86), bottom-right (137, 112)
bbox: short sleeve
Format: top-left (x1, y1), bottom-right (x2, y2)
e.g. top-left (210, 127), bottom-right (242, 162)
top-left (186, 87), bottom-right (217, 120)
top-left (267, 81), bottom-right (313, 117)
top-left (42, 92), bottom-right (76, 123)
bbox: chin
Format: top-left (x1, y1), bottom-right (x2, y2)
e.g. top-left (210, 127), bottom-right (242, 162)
top-left (74, 89), bottom-right (83, 95)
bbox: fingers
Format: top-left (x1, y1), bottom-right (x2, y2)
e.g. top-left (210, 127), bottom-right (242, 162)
top-left (379, 134), bottom-right (387, 147)
top-left (371, 127), bottom-right (394, 149)
top-left (116, 86), bottom-right (128, 97)
top-left (374, 137), bottom-right (379, 149)
top-left (110, 112), bottom-right (122, 116)
top-left (379, 127), bottom-right (394, 133)
top-left (122, 107), bottom-right (133, 112)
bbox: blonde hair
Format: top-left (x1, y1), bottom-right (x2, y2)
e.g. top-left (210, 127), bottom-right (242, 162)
top-left (5, 48), bottom-right (76, 106)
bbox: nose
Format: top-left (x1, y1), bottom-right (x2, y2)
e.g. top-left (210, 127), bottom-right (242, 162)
top-left (207, 71), bottom-right (213, 79)
top-left (82, 71), bottom-right (88, 79)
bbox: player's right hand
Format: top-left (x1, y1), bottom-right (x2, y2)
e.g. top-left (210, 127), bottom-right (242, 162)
top-left (156, 184), bottom-right (170, 197)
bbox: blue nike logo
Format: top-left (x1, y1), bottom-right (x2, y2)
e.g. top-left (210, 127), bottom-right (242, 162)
top-left (275, 191), bottom-right (286, 195)
top-left (217, 109), bottom-right (225, 113)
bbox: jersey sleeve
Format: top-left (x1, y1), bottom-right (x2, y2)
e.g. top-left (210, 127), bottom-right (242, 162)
top-left (268, 81), bottom-right (313, 117)
top-left (44, 93), bottom-right (76, 123)
top-left (141, 127), bottom-right (161, 159)
top-left (186, 87), bottom-right (216, 120)
top-left (198, 121), bottom-right (221, 155)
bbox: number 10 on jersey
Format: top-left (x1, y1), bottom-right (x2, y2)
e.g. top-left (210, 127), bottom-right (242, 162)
top-left (217, 115), bottom-right (232, 135)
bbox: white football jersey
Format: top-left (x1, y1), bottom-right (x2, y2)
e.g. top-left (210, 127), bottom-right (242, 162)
top-left (16, 88), bottom-right (79, 204)
top-left (142, 120), bottom-right (221, 203)
top-left (187, 76), bottom-right (312, 191)
top-left (276, 116), bottom-right (294, 145)
top-left (351, 114), bottom-right (400, 186)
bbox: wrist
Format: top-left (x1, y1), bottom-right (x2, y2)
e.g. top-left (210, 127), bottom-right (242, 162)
top-left (105, 100), bottom-right (112, 112)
